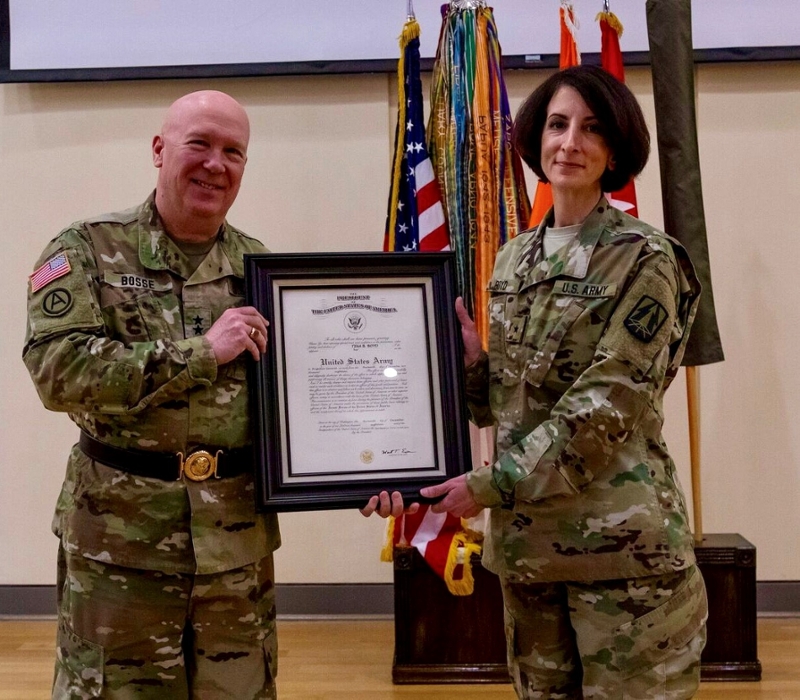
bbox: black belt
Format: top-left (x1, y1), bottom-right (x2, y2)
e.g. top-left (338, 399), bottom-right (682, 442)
top-left (79, 432), bottom-right (253, 482)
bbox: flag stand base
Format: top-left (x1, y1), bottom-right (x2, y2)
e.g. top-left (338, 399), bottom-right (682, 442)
top-left (392, 545), bottom-right (508, 684)
top-left (696, 533), bottom-right (762, 681)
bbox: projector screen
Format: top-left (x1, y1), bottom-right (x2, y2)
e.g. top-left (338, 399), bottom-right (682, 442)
top-left (2, 0), bottom-right (799, 83)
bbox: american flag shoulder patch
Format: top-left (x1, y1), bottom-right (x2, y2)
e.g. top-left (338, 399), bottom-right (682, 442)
top-left (29, 252), bottom-right (71, 293)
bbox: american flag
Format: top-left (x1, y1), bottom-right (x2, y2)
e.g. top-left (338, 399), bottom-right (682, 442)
top-left (384, 19), bottom-right (449, 254)
top-left (29, 252), bottom-right (71, 292)
top-left (381, 19), bottom-right (474, 595)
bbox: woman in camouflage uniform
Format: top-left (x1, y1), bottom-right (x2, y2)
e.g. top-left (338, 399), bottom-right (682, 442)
top-left (420, 66), bottom-right (709, 699)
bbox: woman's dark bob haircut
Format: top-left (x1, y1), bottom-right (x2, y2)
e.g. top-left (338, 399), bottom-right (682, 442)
top-left (513, 64), bottom-right (650, 193)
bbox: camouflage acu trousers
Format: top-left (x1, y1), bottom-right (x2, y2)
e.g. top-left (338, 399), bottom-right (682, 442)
top-left (501, 565), bottom-right (707, 700)
top-left (52, 547), bottom-right (277, 700)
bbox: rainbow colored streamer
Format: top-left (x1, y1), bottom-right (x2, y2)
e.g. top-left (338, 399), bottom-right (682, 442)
top-left (428, 4), bottom-right (530, 346)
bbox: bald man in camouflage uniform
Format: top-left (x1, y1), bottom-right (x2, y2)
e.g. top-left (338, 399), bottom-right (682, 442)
top-left (24, 91), bottom-right (279, 699)
top-left (423, 200), bottom-right (708, 698)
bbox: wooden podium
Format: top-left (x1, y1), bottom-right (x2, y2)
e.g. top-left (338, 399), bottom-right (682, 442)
top-left (392, 546), bottom-right (508, 683)
top-left (392, 534), bottom-right (762, 684)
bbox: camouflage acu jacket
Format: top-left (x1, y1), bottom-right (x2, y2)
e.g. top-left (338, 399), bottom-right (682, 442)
top-left (23, 194), bottom-right (280, 575)
top-left (465, 199), bottom-right (700, 583)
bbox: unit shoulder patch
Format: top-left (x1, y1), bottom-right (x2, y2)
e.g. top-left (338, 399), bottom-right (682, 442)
top-left (623, 295), bottom-right (668, 342)
top-left (41, 288), bottom-right (73, 317)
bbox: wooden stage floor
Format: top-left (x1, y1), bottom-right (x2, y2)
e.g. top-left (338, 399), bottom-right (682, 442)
top-left (1, 617), bottom-right (798, 699)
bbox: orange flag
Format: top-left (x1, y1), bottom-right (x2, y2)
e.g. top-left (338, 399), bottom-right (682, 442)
top-left (558, 1), bottom-right (581, 70)
top-left (597, 9), bottom-right (639, 216)
top-left (528, 2), bottom-right (581, 228)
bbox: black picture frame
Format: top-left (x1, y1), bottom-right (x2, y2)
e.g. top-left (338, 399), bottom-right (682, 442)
top-left (245, 251), bottom-right (471, 512)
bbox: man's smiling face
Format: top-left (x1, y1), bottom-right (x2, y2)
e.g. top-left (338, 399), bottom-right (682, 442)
top-left (152, 91), bottom-right (249, 240)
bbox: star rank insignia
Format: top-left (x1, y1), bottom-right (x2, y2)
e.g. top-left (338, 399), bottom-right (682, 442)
top-left (623, 296), bottom-right (668, 343)
top-left (506, 315), bottom-right (528, 344)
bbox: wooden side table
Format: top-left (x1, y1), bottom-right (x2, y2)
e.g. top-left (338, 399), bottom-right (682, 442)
top-left (696, 533), bottom-right (762, 681)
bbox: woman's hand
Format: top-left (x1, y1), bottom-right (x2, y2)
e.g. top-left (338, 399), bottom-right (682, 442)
top-left (360, 491), bottom-right (419, 519)
top-left (420, 474), bottom-right (483, 519)
top-left (455, 297), bottom-right (483, 367)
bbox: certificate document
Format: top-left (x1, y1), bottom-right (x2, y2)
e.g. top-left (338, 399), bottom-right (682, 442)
top-left (272, 279), bottom-right (447, 485)
top-left (246, 251), bottom-right (470, 512)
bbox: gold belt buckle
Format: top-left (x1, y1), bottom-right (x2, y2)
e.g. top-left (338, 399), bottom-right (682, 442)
top-left (178, 449), bottom-right (223, 482)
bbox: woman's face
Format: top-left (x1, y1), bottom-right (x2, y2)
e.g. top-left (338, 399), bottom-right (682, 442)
top-left (540, 85), bottom-right (614, 198)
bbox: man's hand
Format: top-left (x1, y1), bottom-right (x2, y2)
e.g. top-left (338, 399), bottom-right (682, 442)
top-left (360, 491), bottom-right (419, 519)
top-left (205, 306), bottom-right (268, 365)
top-left (420, 474), bottom-right (483, 519)
top-left (455, 297), bottom-right (483, 367)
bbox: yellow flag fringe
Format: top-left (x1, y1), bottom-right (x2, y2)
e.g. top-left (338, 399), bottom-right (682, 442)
top-left (380, 515), bottom-right (396, 562)
top-left (460, 514), bottom-right (486, 541)
top-left (381, 514), bottom-right (484, 595)
top-left (595, 11), bottom-right (624, 36)
top-left (443, 526), bottom-right (484, 596)
top-left (386, 19), bottom-right (421, 252)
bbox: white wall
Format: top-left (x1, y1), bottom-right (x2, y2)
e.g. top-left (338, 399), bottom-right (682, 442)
top-left (1, 60), bottom-right (798, 586)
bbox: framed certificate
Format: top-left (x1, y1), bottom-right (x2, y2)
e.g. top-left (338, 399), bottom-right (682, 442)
top-left (245, 252), bottom-right (471, 512)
